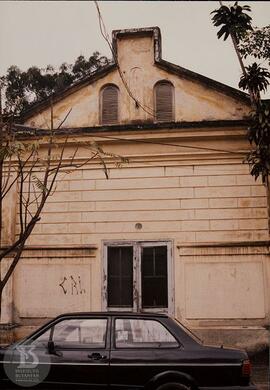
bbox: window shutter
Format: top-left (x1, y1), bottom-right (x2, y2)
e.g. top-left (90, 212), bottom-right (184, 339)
top-left (155, 82), bottom-right (173, 122)
top-left (101, 86), bottom-right (118, 124)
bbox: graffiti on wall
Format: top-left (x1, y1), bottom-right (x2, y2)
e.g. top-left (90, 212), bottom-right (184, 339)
top-left (59, 275), bottom-right (86, 295)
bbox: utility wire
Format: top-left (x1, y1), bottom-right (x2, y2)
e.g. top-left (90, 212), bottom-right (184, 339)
top-left (93, 1), bottom-right (248, 157)
top-left (94, 1), bottom-right (155, 117)
top-left (95, 134), bottom-right (246, 155)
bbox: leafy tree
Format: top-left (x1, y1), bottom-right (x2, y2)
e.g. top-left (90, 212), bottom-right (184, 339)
top-left (211, 2), bottom-right (252, 42)
top-left (1, 52), bottom-right (111, 117)
top-left (239, 63), bottom-right (270, 103)
top-left (211, 2), bottom-right (270, 185)
top-left (245, 102), bottom-right (270, 180)
top-left (0, 106), bottom-right (126, 323)
top-left (72, 52), bottom-right (108, 79)
top-left (238, 25), bottom-right (270, 65)
top-left (0, 50), bottom-right (114, 323)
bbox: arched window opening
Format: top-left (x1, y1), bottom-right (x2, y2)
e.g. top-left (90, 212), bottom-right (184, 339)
top-left (155, 81), bottom-right (174, 122)
top-left (101, 85), bottom-right (119, 124)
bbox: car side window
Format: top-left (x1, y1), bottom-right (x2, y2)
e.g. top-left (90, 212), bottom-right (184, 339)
top-left (28, 318), bottom-right (107, 349)
top-left (25, 328), bottom-right (52, 348)
top-left (51, 319), bottom-right (108, 348)
top-left (115, 318), bottom-right (179, 348)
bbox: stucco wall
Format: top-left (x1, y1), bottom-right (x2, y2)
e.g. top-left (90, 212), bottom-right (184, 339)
top-left (13, 248), bottom-right (99, 320)
top-left (8, 30), bottom-right (267, 350)
top-left (7, 129), bottom-right (268, 332)
top-left (22, 155), bottom-right (268, 247)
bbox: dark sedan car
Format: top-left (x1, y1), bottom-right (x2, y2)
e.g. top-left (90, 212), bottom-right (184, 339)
top-left (0, 312), bottom-right (255, 390)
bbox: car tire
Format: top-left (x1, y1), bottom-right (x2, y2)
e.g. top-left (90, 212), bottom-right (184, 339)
top-left (156, 383), bottom-right (190, 390)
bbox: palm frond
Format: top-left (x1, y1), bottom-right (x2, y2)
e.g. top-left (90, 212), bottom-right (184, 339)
top-left (32, 174), bottom-right (49, 194)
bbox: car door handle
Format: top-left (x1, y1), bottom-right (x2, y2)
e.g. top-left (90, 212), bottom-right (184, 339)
top-left (88, 352), bottom-right (107, 360)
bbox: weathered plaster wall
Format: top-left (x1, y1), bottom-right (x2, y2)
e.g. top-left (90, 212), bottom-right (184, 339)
top-left (8, 128), bottom-right (268, 337)
top-left (25, 34), bottom-right (250, 129)
top-left (176, 246), bottom-right (268, 322)
top-left (23, 161), bottom-right (268, 246)
top-left (13, 30), bottom-right (267, 350)
top-left (13, 248), bottom-right (98, 320)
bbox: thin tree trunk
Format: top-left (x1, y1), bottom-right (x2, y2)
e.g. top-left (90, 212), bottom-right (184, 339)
top-left (218, 0), bottom-right (257, 108)
top-left (218, 1), bottom-right (270, 239)
top-left (230, 31), bottom-right (269, 236)
top-left (0, 284), bottom-right (2, 323)
top-left (0, 86), bottom-right (3, 323)
top-left (229, 32), bottom-right (257, 108)
top-left (0, 84), bottom-right (3, 247)
top-left (265, 176), bottom-right (270, 239)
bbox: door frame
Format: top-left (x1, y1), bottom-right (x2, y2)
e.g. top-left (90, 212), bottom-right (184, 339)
top-left (102, 240), bottom-right (174, 316)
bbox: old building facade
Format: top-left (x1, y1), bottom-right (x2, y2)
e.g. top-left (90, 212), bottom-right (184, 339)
top-left (1, 27), bottom-right (269, 350)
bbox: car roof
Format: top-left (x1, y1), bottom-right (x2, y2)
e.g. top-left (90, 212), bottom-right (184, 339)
top-left (55, 312), bottom-right (169, 319)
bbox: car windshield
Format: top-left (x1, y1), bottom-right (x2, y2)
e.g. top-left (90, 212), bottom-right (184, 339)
top-left (173, 318), bottom-right (203, 344)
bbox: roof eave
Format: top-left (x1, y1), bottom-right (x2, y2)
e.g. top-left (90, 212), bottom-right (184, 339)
top-left (156, 59), bottom-right (250, 104)
top-left (19, 63), bottom-right (117, 123)
top-left (13, 119), bottom-right (249, 139)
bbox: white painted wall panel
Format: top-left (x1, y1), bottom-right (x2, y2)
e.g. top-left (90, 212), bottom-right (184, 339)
top-left (14, 262), bottom-right (92, 317)
top-left (184, 261), bottom-right (265, 319)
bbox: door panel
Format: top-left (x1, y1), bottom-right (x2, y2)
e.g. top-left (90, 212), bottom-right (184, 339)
top-left (16, 317), bottom-right (111, 389)
top-left (110, 317), bottom-right (180, 388)
top-left (47, 348), bottom-right (109, 388)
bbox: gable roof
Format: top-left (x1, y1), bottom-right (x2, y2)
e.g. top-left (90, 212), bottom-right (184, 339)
top-left (20, 26), bottom-right (250, 123)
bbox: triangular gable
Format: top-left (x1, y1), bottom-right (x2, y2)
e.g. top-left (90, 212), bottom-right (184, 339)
top-left (22, 27), bottom-right (251, 129)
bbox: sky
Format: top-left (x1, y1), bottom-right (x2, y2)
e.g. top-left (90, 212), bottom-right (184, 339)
top-left (0, 1), bottom-right (270, 97)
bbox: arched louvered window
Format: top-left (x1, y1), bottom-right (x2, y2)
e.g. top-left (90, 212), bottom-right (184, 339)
top-left (154, 81), bottom-right (174, 122)
top-left (100, 85), bottom-right (119, 125)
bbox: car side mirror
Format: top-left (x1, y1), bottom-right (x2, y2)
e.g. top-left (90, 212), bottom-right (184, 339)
top-left (47, 340), bottom-right (63, 357)
top-left (47, 340), bottom-right (55, 354)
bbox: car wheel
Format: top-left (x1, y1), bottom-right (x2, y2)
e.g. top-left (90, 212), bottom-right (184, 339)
top-left (156, 383), bottom-right (190, 390)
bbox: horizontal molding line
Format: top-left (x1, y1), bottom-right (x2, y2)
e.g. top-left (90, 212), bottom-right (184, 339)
top-left (1, 245), bottom-right (98, 250)
top-left (1, 245), bottom-right (98, 259)
top-left (178, 241), bottom-right (270, 256)
top-left (3, 155), bottom-right (247, 169)
top-left (178, 240), bottom-right (270, 248)
top-left (15, 119), bottom-right (249, 137)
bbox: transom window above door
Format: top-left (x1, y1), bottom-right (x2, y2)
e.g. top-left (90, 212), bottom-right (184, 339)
top-left (103, 242), bottom-right (173, 315)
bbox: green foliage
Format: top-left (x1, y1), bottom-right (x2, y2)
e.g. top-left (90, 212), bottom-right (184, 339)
top-left (32, 175), bottom-right (49, 195)
top-left (211, 2), bottom-right (270, 184)
top-left (239, 63), bottom-right (270, 100)
top-left (211, 2), bottom-right (252, 42)
top-left (72, 52), bottom-right (109, 79)
top-left (1, 52), bottom-right (111, 116)
top-left (238, 25), bottom-right (270, 65)
top-left (245, 102), bottom-right (270, 183)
